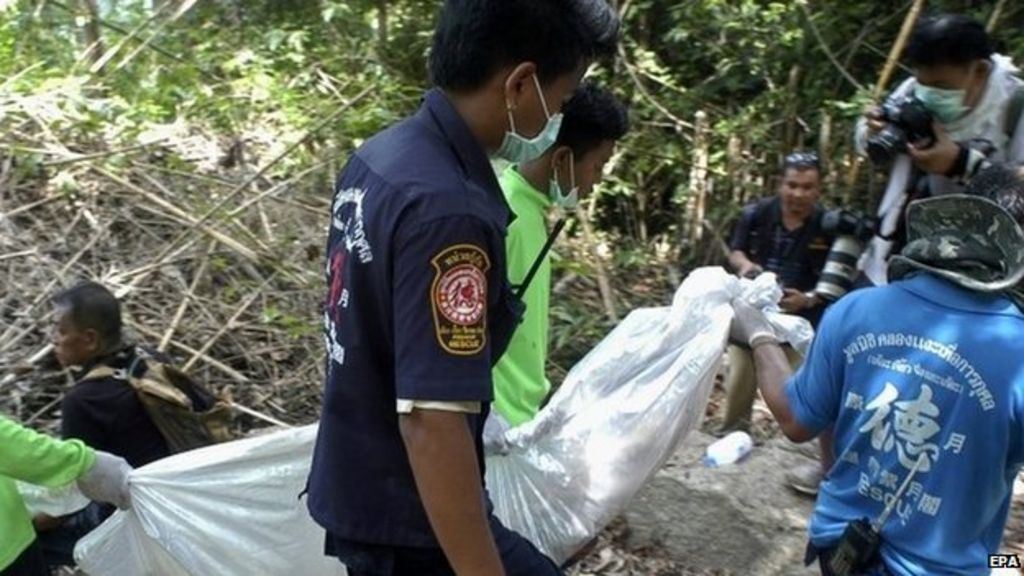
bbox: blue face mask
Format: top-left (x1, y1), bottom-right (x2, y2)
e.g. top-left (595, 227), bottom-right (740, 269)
top-left (495, 74), bottom-right (563, 164)
top-left (549, 151), bottom-right (579, 210)
top-left (916, 84), bottom-right (969, 124)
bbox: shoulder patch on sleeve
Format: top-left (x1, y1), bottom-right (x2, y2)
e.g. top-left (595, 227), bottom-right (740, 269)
top-left (430, 244), bottom-right (490, 355)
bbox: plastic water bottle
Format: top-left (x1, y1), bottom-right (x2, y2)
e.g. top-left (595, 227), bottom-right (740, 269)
top-left (703, 431), bottom-right (753, 467)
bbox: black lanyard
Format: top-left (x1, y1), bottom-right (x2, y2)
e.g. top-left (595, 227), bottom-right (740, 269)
top-left (513, 218), bottom-right (567, 300)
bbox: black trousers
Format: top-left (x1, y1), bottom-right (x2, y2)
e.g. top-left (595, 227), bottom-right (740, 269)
top-left (330, 517), bottom-right (561, 576)
top-left (805, 542), bottom-right (892, 576)
top-left (35, 502), bottom-right (110, 569)
top-left (1, 541), bottom-right (47, 576)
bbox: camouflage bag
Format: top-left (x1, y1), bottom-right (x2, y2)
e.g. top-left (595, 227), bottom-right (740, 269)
top-left (84, 348), bottom-right (235, 453)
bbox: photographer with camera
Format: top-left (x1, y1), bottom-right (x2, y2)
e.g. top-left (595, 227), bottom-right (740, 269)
top-left (857, 13), bottom-right (1024, 285)
top-left (722, 151), bottom-right (836, 494)
top-left (733, 162), bottom-right (1024, 576)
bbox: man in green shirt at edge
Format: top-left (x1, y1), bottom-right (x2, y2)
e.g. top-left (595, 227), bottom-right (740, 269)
top-left (493, 82), bottom-right (630, 427)
top-left (1, 416), bottom-right (131, 576)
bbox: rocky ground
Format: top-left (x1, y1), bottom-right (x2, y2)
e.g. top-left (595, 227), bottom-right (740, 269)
top-left (569, 381), bottom-right (1024, 576)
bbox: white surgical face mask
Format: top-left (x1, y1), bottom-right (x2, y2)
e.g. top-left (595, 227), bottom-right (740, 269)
top-left (495, 74), bottom-right (564, 164)
top-left (549, 152), bottom-right (579, 210)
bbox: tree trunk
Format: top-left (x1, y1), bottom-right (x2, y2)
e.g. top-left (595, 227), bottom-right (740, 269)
top-left (687, 110), bottom-right (709, 244)
top-left (635, 174), bottom-right (648, 243)
top-left (80, 0), bottom-right (105, 71)
top-left (579, 202), bottom-right (618, 323)
top-left (819, 111), bottom-right (834, 195)
top-left (782, 64), bottom-right (802, 153)
top-left (377, 0), bottom-right (389, 52)
top-left (727, 134), bottom-right (742, 204)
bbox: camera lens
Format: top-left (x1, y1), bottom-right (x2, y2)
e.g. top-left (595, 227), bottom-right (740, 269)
top-left (867, 125), bottom-right (907, 165)
top-left (815, 237), bottom-right (865, 302)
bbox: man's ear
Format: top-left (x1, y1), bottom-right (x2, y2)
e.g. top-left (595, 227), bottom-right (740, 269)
top-left (502, 62), bottom-right (537, 112)
top-left (549, 145), bottom-right (573, 173)
top-left (970, 58), bottom-right (991, 88)
top-left (82, 329), bottom-right (102, 354)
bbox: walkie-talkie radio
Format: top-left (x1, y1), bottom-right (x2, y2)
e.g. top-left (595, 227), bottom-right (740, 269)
top-left (827, 454), bottom-right (926, 576)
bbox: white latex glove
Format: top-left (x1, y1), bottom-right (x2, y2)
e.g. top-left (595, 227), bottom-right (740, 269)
top-left (729, 299), bottom-right (778, 348)
top-left (77, 451), bottom-right (132, 510)
top-left (482, 412), bottom-right (512, 455)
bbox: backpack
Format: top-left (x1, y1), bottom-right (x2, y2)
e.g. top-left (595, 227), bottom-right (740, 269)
top-left (84, 348), bottom-right (235, 453)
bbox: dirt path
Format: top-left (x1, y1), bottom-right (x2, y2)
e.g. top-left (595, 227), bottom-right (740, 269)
top-left (569, 381), bottom-right (1024, 576)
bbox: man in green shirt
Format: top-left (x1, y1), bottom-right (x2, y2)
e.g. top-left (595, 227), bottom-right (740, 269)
top-left (1, 416), bottom-right (131, 575)
top-left (493, 82), bottom-right (629, 426)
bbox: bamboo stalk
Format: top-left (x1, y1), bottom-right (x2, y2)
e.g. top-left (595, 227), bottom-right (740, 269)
top-left (122, 86), bottom-right (374, 290)
top-left (129, 321), bottom-right (249, 383)
top-left (25, 395), bottom-right (64, 425)
top-left (89, 1), bottom-right (172, 74)
top-left (182, 276), bottom-right (274, 372)
top-left (872, 0), bottom-right (926, 102)
top-left (799, 2), bottom-right (863, 91)
top-left (112, 5), bottom-right (178, 72)
top-left (0, 344), bottom-right (55, 394)
top-left (577, 200), bottom-right (618, 323)
top-left (230, 402), bottom-right (294, 428)
top-left (0, 249), bottom-right (37, 262)
top-left (93, 166), bottom-right (262, 263)
top-left (0, 229), bottom-right (106, 350)
top-left (42, 140), bottom-right (168, 167)
top-left (689, 110), bottom-right (709, 244)
top-left (845, 0), bottom-right (926, 192)
top-left (136, 170), bottom-right (271, 253)
top-left (159, 242), bottom-right (215, 352)
top-left (986, 0), bottom-right (1009, 33)
top-left (227, 161), bottom-right (330, 218)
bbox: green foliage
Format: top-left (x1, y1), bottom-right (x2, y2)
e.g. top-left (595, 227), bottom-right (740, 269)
top-left (2, 0), bottom-right (1022, 374)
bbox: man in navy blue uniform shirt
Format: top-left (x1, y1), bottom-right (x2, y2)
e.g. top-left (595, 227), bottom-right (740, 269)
top-left (307, 2), bottom-right (619, 575)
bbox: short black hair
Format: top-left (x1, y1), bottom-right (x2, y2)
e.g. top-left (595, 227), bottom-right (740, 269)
top-left (53, 282), bottom-right (122, 347)
top-left (906, 14), bottom-right (993, 67)
top-left (556, 81), bottom-right (630, 157)
top-left (966, 163), bottom-right (1024, 226)
top-left (429, 0), bottom-right (619, 91)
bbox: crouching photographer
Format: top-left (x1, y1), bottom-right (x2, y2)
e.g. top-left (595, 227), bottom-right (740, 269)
top-left (723, 151), bottom-right (851, 494)
top-left (857, 13), bottom-right (1024, 285)
top-left (735, 163), bottom-right (1024, 576)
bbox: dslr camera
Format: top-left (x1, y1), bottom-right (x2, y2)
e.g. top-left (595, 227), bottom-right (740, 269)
top-left (815, 209), bottom-right (878, 302)
top-left (866, 96), bottom-right (936, 165)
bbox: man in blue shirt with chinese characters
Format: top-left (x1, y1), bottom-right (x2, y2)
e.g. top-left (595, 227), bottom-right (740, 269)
top-left (732, 163), bottom-right (1024, 576)
top-left (306, 2), bottom-right (619, 575)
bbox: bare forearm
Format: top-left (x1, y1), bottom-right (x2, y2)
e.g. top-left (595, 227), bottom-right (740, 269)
top-left (400, 411), bottom-right (504, 576)
top-left (729, 250), bottom-right (754, 274)
top-left (751, 343), bottom-right (814, 442)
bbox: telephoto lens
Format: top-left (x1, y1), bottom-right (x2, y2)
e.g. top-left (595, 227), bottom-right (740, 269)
top-left (816, 237), bottom-right (865, 301)
top-left (815, 209), bottom-right (878, 301)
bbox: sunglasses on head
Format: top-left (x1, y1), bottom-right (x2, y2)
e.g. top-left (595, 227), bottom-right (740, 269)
top-left (784, 152), bottom-right (820, 170)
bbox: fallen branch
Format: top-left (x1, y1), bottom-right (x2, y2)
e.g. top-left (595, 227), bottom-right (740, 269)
top-left (129, 321), bottom-right (250, 383)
